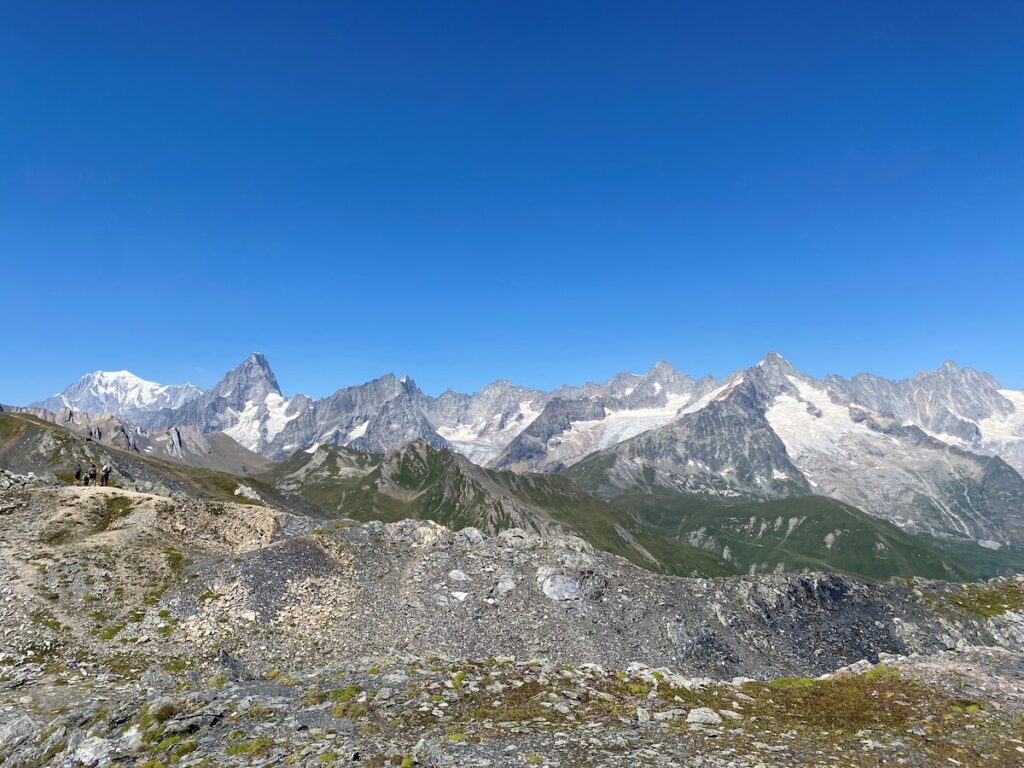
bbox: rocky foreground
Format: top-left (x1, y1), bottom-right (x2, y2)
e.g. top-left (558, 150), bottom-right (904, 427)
top-left (1, 485), bottom-right (1023, 766)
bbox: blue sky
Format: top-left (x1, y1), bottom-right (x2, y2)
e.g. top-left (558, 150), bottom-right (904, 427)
top-left (2, 1), bottom-right (1022, 402)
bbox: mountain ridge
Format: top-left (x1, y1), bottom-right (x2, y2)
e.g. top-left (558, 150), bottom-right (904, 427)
top-left (18, 351), bottom-right (1024, 547)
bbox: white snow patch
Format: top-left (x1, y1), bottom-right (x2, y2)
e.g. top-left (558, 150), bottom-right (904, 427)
top-left (347, 420), bottom-right (369, 442)
top-left (437, 399), bottom-right (542, 464)
top-left (223, 392), bottom-right (299, 450)
top-left (766, 376), bottom-right (879, 461)
top-left (978, 390), bottom-right (1024, 443)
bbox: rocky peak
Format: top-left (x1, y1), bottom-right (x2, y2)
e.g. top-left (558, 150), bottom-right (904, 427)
top-left (212, 353), bottom-right (282, 401)
top-left (756, 351), bottom-right (797, 375)
top-left (744, 351), bottom-right (801, 403)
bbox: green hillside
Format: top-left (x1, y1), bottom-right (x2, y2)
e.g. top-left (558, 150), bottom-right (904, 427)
top-left (919, 535), bottom-right (1024, 580)
top-left (611, 491), bottom-right (974, 582)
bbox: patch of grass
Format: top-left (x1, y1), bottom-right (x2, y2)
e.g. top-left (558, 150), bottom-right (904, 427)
top-left (30, 610), bottom-right (65, 633)
top-left (329, 684), bottom-right (361, 703)
top-left (941, 581), bottom-right (1024, 617)
top-left (170, 740), bottom-right (198, 760)
top-left (225, 736), bottom-right (273, 757)
top-left (331, 698), bottom-right (370, 719)
top-left (154, 734), bottom-right (183, 752)
top-left (139, 702), bottom-right (177, 730)
top-left (165, 549), bottom-right (191, 572)
top-left (95, 496), bottom-right (134, 532)
top-left (743, 668), bottom-right (937, 731)
top-left (97, 622), bottom-right (126, 641)
top-left (768, 676), bottom-right (816, 689)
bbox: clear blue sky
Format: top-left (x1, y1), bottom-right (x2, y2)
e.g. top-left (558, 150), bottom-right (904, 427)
top-left (2, 1), bottom-right (1022, 402)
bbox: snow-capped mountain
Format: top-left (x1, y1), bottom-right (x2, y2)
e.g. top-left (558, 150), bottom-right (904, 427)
top-left (120, 354), bottom-right (729, 461)
top-left (31, 371), bottom-right (202, 423)
top-left (491, 364), bottom-right (720, 472)
top-left (140, 353), bottom-right (307, 452)
top-left (568, 353), bottom-right (1024, 543)
top-left (424, 380), bottom-right (547, 464)
top-left (825, 361), bottom-right (1024, 476)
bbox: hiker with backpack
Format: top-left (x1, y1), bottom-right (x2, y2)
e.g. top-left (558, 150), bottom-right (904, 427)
top-left (74, 465), bottom-right (82, 485)
top-left (88, 464), bottom-right (98, 485)
top-left (100, 463), bottom-right (112, 486)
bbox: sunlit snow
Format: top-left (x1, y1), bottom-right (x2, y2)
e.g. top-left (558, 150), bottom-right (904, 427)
top-left (223, 392), bottom-right (298, 450)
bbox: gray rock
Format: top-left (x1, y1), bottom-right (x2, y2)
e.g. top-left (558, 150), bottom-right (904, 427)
top-left (542, 575), bottom-right (582, 602)
top-left (686, 707), bottom-right (723, 725)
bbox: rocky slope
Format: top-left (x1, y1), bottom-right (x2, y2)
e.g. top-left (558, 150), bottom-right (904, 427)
top-left (2, 404), bottom-right (270, 476)
top-left (1, 486), bottom-right (1023, 766)
top-left (0, 411), bottom-right (304, 512)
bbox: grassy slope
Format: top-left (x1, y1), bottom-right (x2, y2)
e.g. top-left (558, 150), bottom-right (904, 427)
top-left (919, 535), bottom-right (1024, 580)
top-left (611, 491), bottom-right (975, 582)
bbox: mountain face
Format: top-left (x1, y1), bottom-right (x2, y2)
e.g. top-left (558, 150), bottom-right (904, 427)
top-left (569, 354), bottom-right (1024, 544)
top-left (265, 374), bottom-right (446, 457)
top-left (825, 361), bottom-right (1024, 476)
top-left (568, 377), bottom-right (811, 500)
top-left (141, 353), bottom-right (306, 453)
top-left (424, 380), bottom-right (547, 464)
top-left (31, 370), bottom-right (202, 422)
top-left (491, 365), bottom-right (720, 472)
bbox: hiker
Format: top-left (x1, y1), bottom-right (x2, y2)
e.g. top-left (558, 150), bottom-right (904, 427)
top-left (88, 464), bottom-right (98, 485)
top-left (74, 465), bottom-right (82, 485)
top-left (83, 469), bottom-right (91, 486)
top-left (100, 463), bottom-right (112, 486)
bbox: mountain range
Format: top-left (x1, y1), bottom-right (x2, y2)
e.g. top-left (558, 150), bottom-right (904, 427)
top-left (18, 351), bottom-right (1024, 551)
